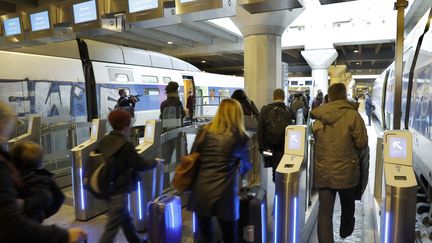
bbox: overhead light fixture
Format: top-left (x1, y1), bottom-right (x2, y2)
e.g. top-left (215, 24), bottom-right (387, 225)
top-left (356, 62), bottom-right (360, 65)
top-left (241, 68), bottom-right (244, 71)
top-left (201, 60), bottom-right (206, 63)
top-left (353, 50), bottom-right (359, 53)
top-left (167, 41), bottom-right (173, 45)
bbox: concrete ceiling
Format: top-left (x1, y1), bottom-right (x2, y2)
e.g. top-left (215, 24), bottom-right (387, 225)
top-left (0, 0), bottom-right (419, 78)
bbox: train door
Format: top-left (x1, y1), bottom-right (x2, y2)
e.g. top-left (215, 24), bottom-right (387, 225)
top-left (182, 75), bottom-right (195, 119)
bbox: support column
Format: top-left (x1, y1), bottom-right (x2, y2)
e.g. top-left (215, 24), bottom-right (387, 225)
top-left (301, 48), bottom-right (338, 95)
top-left (243, 35), bottom-right (282, 108)
top-left (232, 7), bottom-right (304, 108)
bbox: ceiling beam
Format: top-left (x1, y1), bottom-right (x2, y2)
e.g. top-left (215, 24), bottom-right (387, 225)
top-left (2, 0), bottom-right (37, 7)
top-left (183, 21), bottom-right (239, 43)
top-left (86, 35), bottom-right (161, 52)
top-left (119, 31), bottom-right (176, 49)
top-left (0, 1), bottom-right (16, 13)
top-left (127, 25), bottom-right (195, 48)
top-left (284, 49), bottom-right (300, 59)
top-left (157, 24), bottom-right (213, 46)
top-left (374, 43), bottom-right (382, 55)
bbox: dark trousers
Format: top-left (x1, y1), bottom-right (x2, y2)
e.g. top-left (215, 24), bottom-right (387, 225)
top-left (271, 150), bottom-right (284, 182)
top-left (317, 187), bottom-right (356, 243)
top-left (99, 194), bottom-right (141, 243)
top-left (196, 216), bottom-right (238, 243)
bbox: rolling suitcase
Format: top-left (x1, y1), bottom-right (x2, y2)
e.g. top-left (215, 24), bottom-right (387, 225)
top-left (148, 195), bottom-right (182, 243)
top-left (239, 187), bottom-right (267, 243)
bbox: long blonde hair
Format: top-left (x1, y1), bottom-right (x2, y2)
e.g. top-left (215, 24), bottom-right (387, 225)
top-left (206, 99), bottom-right (246, 136)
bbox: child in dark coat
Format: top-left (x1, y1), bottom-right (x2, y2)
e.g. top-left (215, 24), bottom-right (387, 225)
top-left (11, 141), bottom-right (65, 223)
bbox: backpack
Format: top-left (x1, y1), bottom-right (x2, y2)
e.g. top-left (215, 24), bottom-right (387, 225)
top-left (44, 180), bottom-right (65, 218)
top-left (83, 139), bottom-right (127, 199)
top-left (266, 105), bottom-right (294, 146)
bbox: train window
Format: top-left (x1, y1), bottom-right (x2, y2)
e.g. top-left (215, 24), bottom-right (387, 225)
top-left (291, 81), bottom-right (298, 86)
top-left (144, 88), bottom-right (160, 96)
top-left (141, 75), bottom-right (158, 84)
top-left (305, 80), bottom-right (313, 86)
top-left (109, 69), bottom-right (133, 83)
top-left (163, 77), bottom-right (172, 84)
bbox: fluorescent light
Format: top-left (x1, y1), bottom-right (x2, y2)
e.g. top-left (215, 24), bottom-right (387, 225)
top-left (167, 41), bottom-right (173, 44)
top-left (354, 50), bottom-right (359, 53)
top-left (201, 60), bottom-right (206, 63)
top-left (356, 62), bottom-right (360, 65)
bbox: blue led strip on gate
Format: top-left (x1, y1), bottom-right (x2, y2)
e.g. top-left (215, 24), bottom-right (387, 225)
top-left (384, 212), bottom-right (390, 243)
top-left (193, 212), bottom-right (196, 234)
top-left (79, 168), bottom-right (85, 210)
top-left (274, 195), bottom-right (279, 243)
top-left (293, 197), bottom-right (298, 243)
top-left (261, 203), bottom-right (266, 242)
top-left (138, 181), bottom-right (142, 220)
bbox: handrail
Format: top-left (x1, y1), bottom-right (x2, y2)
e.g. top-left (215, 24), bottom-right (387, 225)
top-left (40, 122), bottom-right (91, 134)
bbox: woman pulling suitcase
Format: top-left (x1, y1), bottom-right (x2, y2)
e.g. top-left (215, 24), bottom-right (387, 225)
top-left (188, 98), bottom-right (252, 243)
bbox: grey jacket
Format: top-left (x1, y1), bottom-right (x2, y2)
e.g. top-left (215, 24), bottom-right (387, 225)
top-left (188, 129), bottom-right (249, 221)
top-left (311, 100), bottom-right (368, 189)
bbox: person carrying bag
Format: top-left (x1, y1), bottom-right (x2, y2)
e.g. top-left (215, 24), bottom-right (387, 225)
top-left (172, 127), bottom-right (207, 192)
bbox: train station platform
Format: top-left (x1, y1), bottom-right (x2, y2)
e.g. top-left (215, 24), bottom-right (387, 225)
top-left (41, 106), bottom-right (386, 243)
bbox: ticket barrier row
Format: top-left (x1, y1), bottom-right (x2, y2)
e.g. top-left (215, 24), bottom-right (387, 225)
top-left (7, 115), bottom-right (41, 150)
top-left (71, 119), bottom-right (165, 232)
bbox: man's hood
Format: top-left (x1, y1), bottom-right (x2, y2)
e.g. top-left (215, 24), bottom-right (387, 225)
top-left (311, 100), bottom-right (357, 125)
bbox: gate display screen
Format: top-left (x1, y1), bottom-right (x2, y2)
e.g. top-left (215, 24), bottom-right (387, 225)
top-left (389, 137), bottom-right (407, 160)
top-left (73, 0), bottom-right (97, 24)
top-left (30, 11), bottom-right (50, 32)
top-left (4, 17), bottom-right (21, 36)
top-left (129, 0), bottom-right (159, 13)
top-left (287, 130), bottom-right (302, 151)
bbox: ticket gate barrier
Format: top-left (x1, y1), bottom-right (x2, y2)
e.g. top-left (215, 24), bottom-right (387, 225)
top-left (71, 119), bottom-right (108, 221)
top-left (131, 119), bottom-right (164, 232)
top-left (274, 125), bottom-right (307, 243)
top-left (380, 130), bottom-right (417, 243)
top-left (7, 115), bottom-right (41, 150)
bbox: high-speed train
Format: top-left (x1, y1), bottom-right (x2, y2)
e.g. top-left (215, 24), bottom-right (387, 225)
top-left (0, 39), bottom-right (244, 126)
top-left (0, 39), bottom-right (244, 186)
top-left (371, 9), bottom-right (432, 196)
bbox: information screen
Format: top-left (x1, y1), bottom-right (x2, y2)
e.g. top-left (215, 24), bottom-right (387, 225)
top-left (73, 0), bottom-right (97, 24)
top-left (129, 0), bottom-right (159, 13)
top-left (389, 137), bottom-right (407, 160)
top-left (4, 17), bottom-right (21, 36)
top-left (91, 122), bottom-right (98, 139)
top-left (145, 123), bottom-right (154, 140)
top-left (30, 11), bottom-right (50, 32)
top-left (287, 130), bottom-right (302, 151)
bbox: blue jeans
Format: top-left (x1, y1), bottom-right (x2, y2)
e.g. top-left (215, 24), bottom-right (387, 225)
top-left (99, 194), bottom-right (141, 243)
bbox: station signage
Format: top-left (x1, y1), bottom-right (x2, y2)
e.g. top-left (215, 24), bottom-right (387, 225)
top-left (4, 17), bottom-right (22, 36)
top-left (0, 13), bottom-right (25, 43)
top-left (71, 0), bottom-right (123, 35)
top-left (175, 0), bottom-right (236, 22)
top-left (30, 11), bottom-right (50, 32)
top-left (128, 0), bottom-right (159, 13)
top-left (73, 0), bottom-right (98, 24)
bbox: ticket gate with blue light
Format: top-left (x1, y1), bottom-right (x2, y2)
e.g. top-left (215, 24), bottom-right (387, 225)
top-left (7, 115), bottom-right (41, 150)
top-left (274, 125), bottom-right (307, 243)
top-left (131, 119), bottom-right (164, 232)
top-left (380, 130), bottom-right (417, 243)
top-left (71, 119), bottom-right (108, 221)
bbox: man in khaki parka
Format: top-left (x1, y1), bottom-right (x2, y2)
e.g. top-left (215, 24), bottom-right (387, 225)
top-left (311, 83), bottom-right (368, 243)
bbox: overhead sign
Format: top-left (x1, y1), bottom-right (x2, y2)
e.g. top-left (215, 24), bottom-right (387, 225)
top-left (73, 0), bottom-right (98, 24)
top-left (30, 11), bottom-right (50, 32)
top-left (128, 0), bottom-right (159, 13)
top-left (4, 17), bottom-right (21, 37)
